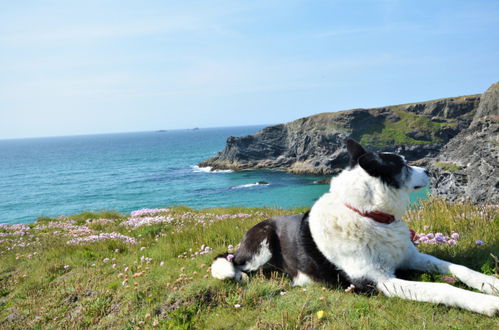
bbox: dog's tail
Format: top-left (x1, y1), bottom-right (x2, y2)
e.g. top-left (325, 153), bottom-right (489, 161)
top-left (211, 253), bottom-right (240, 280)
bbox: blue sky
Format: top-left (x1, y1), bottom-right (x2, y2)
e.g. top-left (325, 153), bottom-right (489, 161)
top-left (1, 0), bottom-right (498, 139)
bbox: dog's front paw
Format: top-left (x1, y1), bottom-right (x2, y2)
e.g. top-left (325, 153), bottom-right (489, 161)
top-left (479, 275), bottom-right (499, 296)
top-left (472, 294), bottom-right (499, 317)
top-left (449, 265), bottom-right (499, 295)
top-left (481, 300), bottom-right (499, 317)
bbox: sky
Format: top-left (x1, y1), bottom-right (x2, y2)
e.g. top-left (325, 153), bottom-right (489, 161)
top-left (1, 0), bottom-right (498, 139)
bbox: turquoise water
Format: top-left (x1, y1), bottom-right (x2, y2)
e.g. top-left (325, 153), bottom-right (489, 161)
top-left (0, 126), bottom-right (427, 224)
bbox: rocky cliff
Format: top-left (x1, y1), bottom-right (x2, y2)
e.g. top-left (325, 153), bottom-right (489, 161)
top-left (428, 83), bottom-right (499, 204)
top-left (199, 83), bottom-right (498, 203)
top-left (200, 95), bottom-right (480, 175)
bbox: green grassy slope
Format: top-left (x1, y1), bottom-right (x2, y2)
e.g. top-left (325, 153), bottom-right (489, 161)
top-left (0, 199), bottom-right (497, 328)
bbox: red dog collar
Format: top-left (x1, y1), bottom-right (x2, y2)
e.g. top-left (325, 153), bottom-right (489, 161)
top-left (344, 203), bottom-right (396, 224)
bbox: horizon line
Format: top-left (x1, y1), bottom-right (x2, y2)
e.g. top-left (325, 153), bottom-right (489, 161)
top-left (0, 123), bottom-right (275, 142)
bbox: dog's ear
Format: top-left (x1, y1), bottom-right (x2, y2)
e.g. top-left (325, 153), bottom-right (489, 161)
top-left (346, 139), bottom-right (367, 167)
top-left (358, 152), bottom-right (389, 177)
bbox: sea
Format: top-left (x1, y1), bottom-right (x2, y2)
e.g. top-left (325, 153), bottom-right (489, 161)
top-left (0, 125), bottom-right (428, 224)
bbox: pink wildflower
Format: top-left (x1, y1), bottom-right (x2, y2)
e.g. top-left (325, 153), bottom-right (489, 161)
top-left (442, 276), bottom-right (456, 284)
top-left (122, 215), bottom-right (174, 228)
top-left (419, 235), bottom-right (429, 243)
top-left (434, 233), bottom-right (446, 243)
top-left (66, 232), bottom-right (136, 245)
top-left (130, 208), bottom-right (170, 217)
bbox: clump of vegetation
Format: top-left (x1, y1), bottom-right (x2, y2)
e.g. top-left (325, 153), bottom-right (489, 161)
top-left (435, 161), bottom-right (463, 172)
top-left (357, 109), bottom-right (457, 147)
top-left (0, 199), bottom-right (497, 328)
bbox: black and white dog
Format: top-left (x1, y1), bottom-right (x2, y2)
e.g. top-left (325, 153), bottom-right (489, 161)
top-left (211, 139), bottom-right (499, 316)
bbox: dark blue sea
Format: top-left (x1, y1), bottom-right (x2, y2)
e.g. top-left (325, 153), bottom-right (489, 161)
top-left (0, 126), bottom-right (427, 224)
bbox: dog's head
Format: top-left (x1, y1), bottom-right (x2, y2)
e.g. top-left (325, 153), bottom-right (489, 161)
top-left (345, 138), bottom-right (429, 192)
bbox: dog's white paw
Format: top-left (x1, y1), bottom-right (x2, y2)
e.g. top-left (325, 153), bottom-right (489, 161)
top-left (449, 265), bottom-right (499, 295)
top-left (211, 257), bottom-right (236, 280)
top-left (480, 276), bottom-right (499, 296)
top-left (469, 293), bottom-right (499, 316)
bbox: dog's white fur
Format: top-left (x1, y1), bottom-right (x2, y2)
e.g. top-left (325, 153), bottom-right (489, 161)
top-left (308, 163), bottom-right (499, 316)
top-left (211, 258), bottom-right (237, 280)
top-left (212, 239), bottom-right (272, 281)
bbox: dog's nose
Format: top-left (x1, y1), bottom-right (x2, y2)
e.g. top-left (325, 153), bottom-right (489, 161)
top-left (424, 169), bottom-right (430, 176)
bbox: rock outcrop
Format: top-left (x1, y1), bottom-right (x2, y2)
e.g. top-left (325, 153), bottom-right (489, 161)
top-left (199, 82), bottom-right (498, 203)
top-left (429, 83), bottom-right (499, 204)
top-left (200, 95), bottom-right (480, 175)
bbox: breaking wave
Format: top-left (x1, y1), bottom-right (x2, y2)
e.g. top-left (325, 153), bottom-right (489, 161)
top-left (191, 165), bottom-right (233, 173)
top-left (231, 182), bottom-right (270, 189)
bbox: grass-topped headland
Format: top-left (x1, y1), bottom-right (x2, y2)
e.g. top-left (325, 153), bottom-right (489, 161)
top-left (0, 199), bottom-right (498, 328)
top-left (200, 92), bottom-right (482, 175)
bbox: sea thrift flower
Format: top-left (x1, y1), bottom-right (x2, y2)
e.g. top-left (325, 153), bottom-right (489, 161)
top-left (451, 233), bottom-right (460, 240)
top-left (419, 236), bottom-right (429, 243)
top-left (122, 215), bottom-right (174, 228)
top-left (434, 233), bottom-right (446, 243)
top-left (234, 304), bottom-right (241, 309)
top-left (442, 276), bottom-right (456, 284)
top-left (227, 254), bottom-right (234, 262)
top-left (345, 284), bottom-right (356, 293)
top-left (130, 208), bottom-right (170, 217)
top-left (447, 239), bottom-right (457, 246)
top-left (66, 232), bottom-right (137, 245)
top-left (64, 265), bottom-right (70, 270)
top-left (160, 261), bottom-right (165, 266)
top-left (103, 258), bottom-right (110, 263)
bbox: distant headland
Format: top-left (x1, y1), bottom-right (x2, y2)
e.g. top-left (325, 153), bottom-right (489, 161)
top-left (200, 82), bottom-right (499, 204)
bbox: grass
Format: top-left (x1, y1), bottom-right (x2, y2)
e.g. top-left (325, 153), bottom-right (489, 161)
top-left (356, 109), bottom-right (456, 147)
top-left (0, 199), bottom-right (498, 328)
top-left (434, 161), bottom-right (463, 172)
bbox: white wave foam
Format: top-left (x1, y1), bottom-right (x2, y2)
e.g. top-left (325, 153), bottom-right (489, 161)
top-left (231, 182), bottom-right (270, 189)
top-left (191, 165), bottom-right (233, 173)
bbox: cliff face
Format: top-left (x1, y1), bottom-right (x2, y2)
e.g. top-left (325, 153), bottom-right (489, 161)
top-left (200, 82), bottom-right (498, 203)
top-left (429, 83), bottom-right (499, 204)
top-left (200, 94), bottom-right (480, 175)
